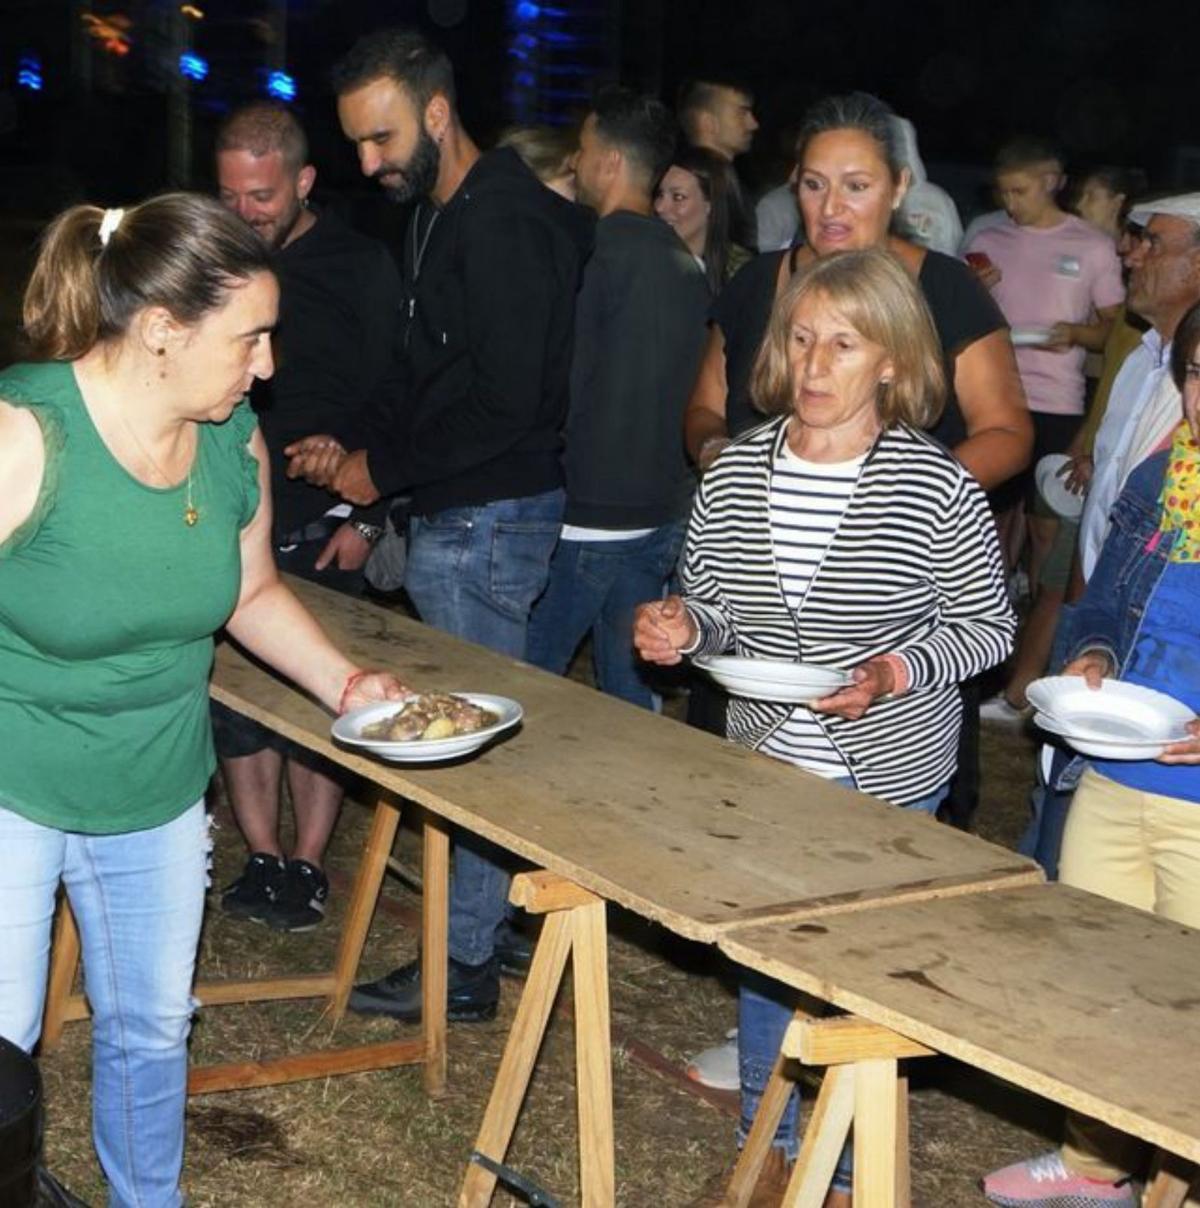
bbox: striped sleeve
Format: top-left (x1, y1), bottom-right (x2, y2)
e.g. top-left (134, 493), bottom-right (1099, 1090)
top-left (892, 472), bottom-right (1016, 689)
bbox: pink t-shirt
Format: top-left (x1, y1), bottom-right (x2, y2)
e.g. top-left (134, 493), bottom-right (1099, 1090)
top-left (967, 215), bottom-right (1124, 415)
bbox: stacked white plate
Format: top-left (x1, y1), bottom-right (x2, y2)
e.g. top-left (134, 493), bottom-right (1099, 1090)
top-left (332, 694), bottom-right (523, 764)
top-left (1026, 676), bottom-right (1194, 759)
top-left (693, 655), bottom-right (852, 704)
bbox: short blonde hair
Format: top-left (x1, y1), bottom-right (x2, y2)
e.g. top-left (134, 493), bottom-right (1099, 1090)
top-left (750, 248), bottom-right (945, 430)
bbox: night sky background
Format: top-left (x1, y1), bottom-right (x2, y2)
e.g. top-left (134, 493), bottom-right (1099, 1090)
top-left (2, 0), bottom-right (1197, 226)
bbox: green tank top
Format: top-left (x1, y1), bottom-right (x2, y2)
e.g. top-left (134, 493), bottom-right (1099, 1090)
top-left (0, 361), bottom-right (260, 833)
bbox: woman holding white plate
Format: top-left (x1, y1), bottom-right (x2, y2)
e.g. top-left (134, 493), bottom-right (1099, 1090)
top-left (635, 247), bottom-right (1014, 1204)
top-left (983, 307), bottom-right (1200, 1208)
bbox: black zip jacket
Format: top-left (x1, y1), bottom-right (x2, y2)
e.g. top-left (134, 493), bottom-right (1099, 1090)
top-left (366, 147), bottom-right (594, 514)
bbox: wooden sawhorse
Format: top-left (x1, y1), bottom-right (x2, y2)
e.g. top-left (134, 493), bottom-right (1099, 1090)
top-left (724, 1015), bottom-right (1200, 1208)
top-left (723, 1012), bottom-right (934, 1207)
top-left (460, 871), bottom-right (613, 1208)
top-left (40, 794), bottom-right (451, 1097)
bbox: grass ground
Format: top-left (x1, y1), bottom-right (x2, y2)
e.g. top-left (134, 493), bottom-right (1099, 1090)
top-left (38, 665), bottom-right (1058, 1207)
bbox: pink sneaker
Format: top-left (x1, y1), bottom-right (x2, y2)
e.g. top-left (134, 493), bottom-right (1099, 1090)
top-left (982, 1152), bottom-right (1137, 1207)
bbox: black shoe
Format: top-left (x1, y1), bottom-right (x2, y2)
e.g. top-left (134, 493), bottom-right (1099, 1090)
top-left (267, 859), bottom-right (329, 932)
top-left (220, 852), bottom-right (285, 922)
top-left (348, 956), bottom-right (499, 1022)
top-left (494, 920), bottom-right (533, 978)
top-left (37, 1168), bottom-right (90, 1208)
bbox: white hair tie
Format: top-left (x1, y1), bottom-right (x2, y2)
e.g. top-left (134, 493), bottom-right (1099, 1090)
top-left (98, 208), bottom-right (125, 248)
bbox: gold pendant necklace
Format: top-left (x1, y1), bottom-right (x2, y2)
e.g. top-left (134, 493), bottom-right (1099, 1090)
top-left (119, 411), bottom-right (199, 526)
top-left (184, 476), bottom-right (199, 526)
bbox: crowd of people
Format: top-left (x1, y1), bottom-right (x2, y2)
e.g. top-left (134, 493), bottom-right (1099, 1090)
top-left (1, 20), bottom-right (1199, 1208)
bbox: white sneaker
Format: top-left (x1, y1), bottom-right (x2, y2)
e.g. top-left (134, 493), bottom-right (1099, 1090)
top-left (1008, 568), bottom-right (1031, 605)
top-left (979, 694), bottom-right (1031, 726)
top-left (685, 1028), bottom-right (739, 1091)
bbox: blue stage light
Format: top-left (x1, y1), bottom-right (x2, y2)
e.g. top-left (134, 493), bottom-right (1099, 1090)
top-left (266, 70), bottom-right (296, 101)
top-left (17, 53), bottom-right (43, 92)
top-left (179, 52), bottom-right (208, 81)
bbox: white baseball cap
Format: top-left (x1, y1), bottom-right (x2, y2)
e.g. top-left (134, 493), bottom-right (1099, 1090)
top-left (1129, 192), bottom-right (1200, 228)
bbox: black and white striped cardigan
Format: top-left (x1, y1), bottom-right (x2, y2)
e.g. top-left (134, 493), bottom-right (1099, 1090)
top-left (683, 417), bottom-right (1016, 804)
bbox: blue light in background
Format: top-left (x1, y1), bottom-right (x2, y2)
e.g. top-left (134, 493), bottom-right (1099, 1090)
top-left (17, 53), bottom-right (43, 92)
top-left (266, 70), bottom-right (297, 101)
top-left (179, 52), bottom-right (208, 82)
top-left (507, 0), bottom-right (608, 126)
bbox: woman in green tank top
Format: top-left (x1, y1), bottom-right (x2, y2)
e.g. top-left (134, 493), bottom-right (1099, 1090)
top-left (0, 194), bottom-right (409, 1207)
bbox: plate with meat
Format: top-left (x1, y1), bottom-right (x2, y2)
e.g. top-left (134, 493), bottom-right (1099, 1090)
top-left (332, 693), bottom-right (523, 763)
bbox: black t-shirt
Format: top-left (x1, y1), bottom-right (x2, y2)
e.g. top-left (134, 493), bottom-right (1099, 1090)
top-left (710, 247), bottom-right (1005, 449)
top-left (917, 250), bottom-right (1007, 450)
top-left (251, 210), bottom-right (403, 540)
top-left (710, 249), bottom-right (787, 439)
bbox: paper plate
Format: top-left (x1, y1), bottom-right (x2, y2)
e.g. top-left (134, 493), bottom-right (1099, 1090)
top-left (1032, 711), bottom-right (1189, 760)
top-left (1010, 325), bottom-right (1054, 348)
top-left (693, 656), bottom-right (852, 704)
top-left (332, 694), bottom-right (523, 764)
top-left (1035, 453), bottom-right (1085, 519)
top-left (1026, 677), bottom-right (1194, 758)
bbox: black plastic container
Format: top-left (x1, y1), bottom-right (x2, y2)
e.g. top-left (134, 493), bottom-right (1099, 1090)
top-left (0, 1035), bottom-right (40, 1208)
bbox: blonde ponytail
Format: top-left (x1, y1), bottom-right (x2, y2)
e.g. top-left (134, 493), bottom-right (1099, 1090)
top-left (20, 193), bottom-right (272, 363)
top-left (22, 205), bottom-right (107, 360)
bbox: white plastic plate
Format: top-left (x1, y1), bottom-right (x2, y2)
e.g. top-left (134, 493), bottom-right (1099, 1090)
top-left (693, 656), bottom-right (852, 704)
top-left (1010, 325), bottom-right (1054, 348)
top-left (1026, 677), bottom-right (1194, 759)
top-left (1035, 453), bottom-right (1085, 519)
top-left (332, 694), bottom-right (523, 764)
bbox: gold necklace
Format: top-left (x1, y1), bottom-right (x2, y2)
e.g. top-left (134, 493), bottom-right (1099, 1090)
top-left (118, 411), bottom-right (199, 526)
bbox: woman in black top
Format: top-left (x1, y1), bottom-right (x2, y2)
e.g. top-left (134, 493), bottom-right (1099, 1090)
top-left (685, 92), bottom-right (1032, 485)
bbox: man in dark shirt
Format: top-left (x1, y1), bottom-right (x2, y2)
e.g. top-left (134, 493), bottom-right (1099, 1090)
top-left (212, 101), bottom-right (404, 933)
top-left (677, 76), bottom-right (758, 248)
top-left (286, 29), bottom-right (591, 1023)
top-left (527, 87), bottom-right (709, 705)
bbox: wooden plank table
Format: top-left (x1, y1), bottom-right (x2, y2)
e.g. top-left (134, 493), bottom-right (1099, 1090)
top-left (46, 577), bottom-right (1043, 1203)
top-left (213, 579), bottom-right (1041, 942)
top-left (718, 882), bottom-right (1200, 1181)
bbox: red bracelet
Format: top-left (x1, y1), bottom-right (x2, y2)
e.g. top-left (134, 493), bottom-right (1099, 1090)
top-left (338, 669), bottom-right (370, 715)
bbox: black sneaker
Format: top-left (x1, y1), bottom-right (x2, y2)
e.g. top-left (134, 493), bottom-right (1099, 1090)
top-left (348, 956), bottom-right (499, 1022)
top-left (220, 852), bottom-right (285, 923)
top-left (267, 859), bottom-right (329, 932)
top-left (494, 920), bottom-right (533, 978)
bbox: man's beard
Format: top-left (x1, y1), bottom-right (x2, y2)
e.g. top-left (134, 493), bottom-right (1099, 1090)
top-left (373, 128), bottom-right (440, 205)
top-left (262, 200), bottom-right (304, 251)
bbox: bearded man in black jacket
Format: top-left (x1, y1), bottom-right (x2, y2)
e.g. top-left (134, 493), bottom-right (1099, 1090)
top-left (286, 28), bottom-right (591, 1024)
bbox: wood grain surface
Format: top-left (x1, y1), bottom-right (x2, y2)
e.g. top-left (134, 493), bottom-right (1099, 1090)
top-left (211, 578), bottom-right (1040, 942)
top-left (719, 883), bottom-right (1200, 1162)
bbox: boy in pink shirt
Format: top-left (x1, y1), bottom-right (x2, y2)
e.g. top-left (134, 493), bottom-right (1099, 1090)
top-left (966, 138), bottom-right (1124, 579)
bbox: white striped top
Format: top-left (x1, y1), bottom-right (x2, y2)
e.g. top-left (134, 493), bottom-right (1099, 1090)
top-left (761, 444), bottom-right (864, 777)
top-left (682, 418), bottom-right (1015, 805)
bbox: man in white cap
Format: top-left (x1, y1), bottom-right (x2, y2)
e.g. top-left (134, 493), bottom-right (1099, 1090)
top-left (1078, 192), bottom-right (1200, 578)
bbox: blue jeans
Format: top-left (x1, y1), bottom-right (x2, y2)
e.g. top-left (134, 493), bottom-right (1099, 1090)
top-left (404, 489), bottom-right (564, 966)
top-left (0, 801), bottom-right (209, 1208)
top-left (738, 780), bottom-right (948, 1186)
top-left (526, 519), bottom-right (687, 709)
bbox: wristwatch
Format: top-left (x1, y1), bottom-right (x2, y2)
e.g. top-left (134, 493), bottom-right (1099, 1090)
top-left (350, 520), bottom-right (384, 543)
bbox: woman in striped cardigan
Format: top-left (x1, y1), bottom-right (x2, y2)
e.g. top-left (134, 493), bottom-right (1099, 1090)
top-left (636, 248), bottom-right (1015, 1205)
